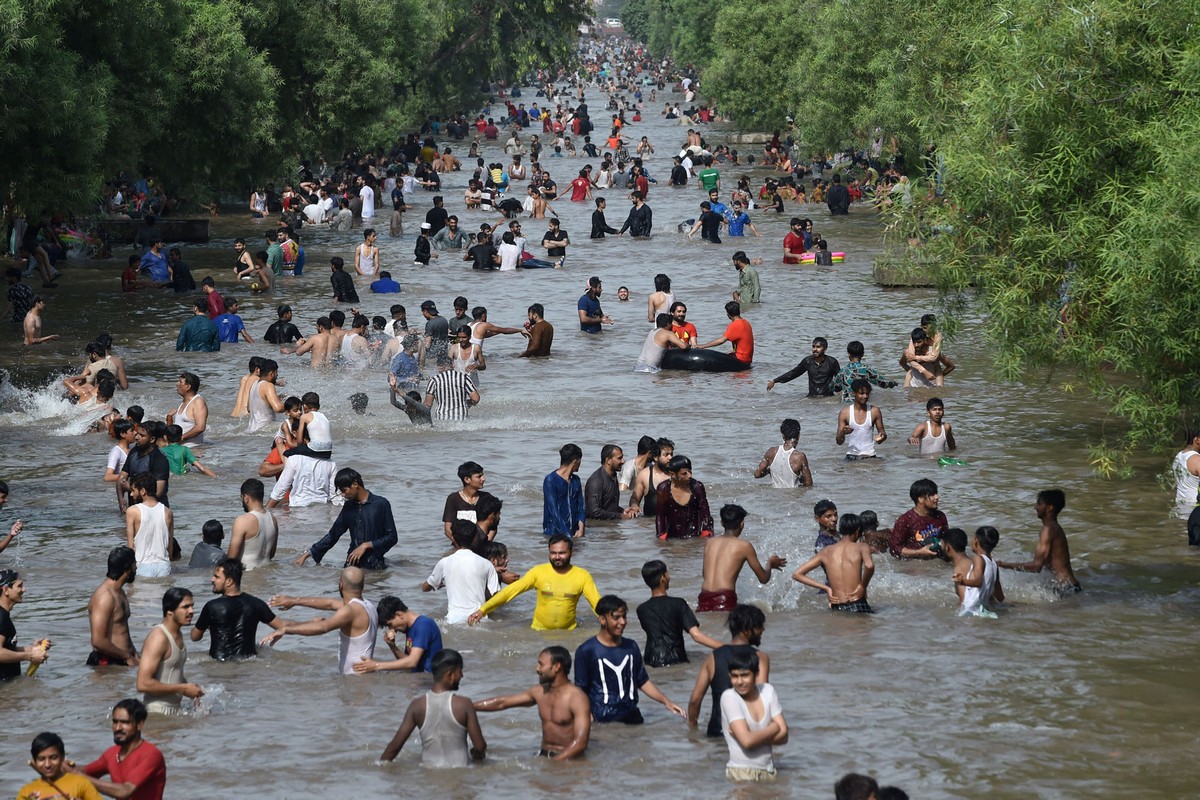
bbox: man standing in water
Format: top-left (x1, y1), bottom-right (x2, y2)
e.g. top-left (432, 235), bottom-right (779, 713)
top-left (87, 547), bottom-right (139, 667)
top-left (791, 513), bottom-right (876, 612)
top-left (578, 276), bottom-right (613, 333)
top-left (380, 649), bottom-right (487, 766)
top-left (0, 570), bottom-right (50, 680)
top-left (78, 699), bottom-right (167, 799)
top-left (688, 604), bottom-right (769, 738)
top-left (518, 303), bottom-right (554, 357)
top-left (767, 337), bottom-right (839, 396)
top-left (474, 646), bottom-right (592, 760)
top-left (192, 558), bottom-right (287, 661)
top-left (889, 478), bottom-right (949, 558)
top-left (618, 190), bottom-right (653, 237)
top-left (997, 489), bottom-right (1082, 594)
top-left (296, 468), bottom-right (397, 570)
top-left (543, 443), bottom-right (586, 537)
top-left (835, 380), bottom-right (887, 460)
top-left (753, 418), bottom-right (814, 488)
top-left (165, 371), bottom-right (208, 445)
top-left (22, 297), bottom-right (58, 345)
top-left (698, 505), bottom-right (787, 612)
top-left (264, 567), bottom-right (378, 675)
top-left (468, 535), bottom-right (600, 630)
top-left (137, 587), bottom-right (204, 715)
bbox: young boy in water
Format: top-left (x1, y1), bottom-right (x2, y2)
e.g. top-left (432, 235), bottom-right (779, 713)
top-left (160, 425), bottom-right (217, 478)
top-left (637, 559), bottom-right (723, 667)
top-left (952, 526), bottom-right (1005, 616)
top-left (720, 650), bottom-right (787, 782)
top-left (859, 509), bottom-right (889, 554)
top-left (997, 489), bottom-right (1081, 595)
top-left (792, 513), bottom-right (875, 612)
top-left (908, 397), bottom-right (956, 454)
top-left (232, 357), bottom-right (263, 418)
top-left (813, 499), bottom-right (840, 553)
top-left (941, 528), bottom-right (976, 609)
top-left (485, 541), bottom-right (520, 585)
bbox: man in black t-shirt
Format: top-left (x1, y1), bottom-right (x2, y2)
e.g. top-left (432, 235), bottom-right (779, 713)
top-left (466, 232), bottom-right (498, 271)
top-left (542, 218), bottom-right (569, 260)
top-left (264, 305), bottom-right (303, 344)
top-left (330, 256), bottom-right (359, 304)
top-left (120, 421), bottom-right (171, 510)
top-left (635, 560), bottom-right (722, 668)
top-left (0, 570), bottom-right (49, 680)
top-left (191, 558), bottom-right (286, 661)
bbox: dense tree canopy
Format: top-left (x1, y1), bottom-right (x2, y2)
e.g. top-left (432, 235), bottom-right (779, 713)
top-left (631, 0), bottom-right (1200, 460)
top-left (0, 0), bottom-right (587, 213)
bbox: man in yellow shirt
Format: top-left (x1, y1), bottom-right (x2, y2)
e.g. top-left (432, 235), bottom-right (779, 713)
top-left (468, 535), bottom-right (599, 630)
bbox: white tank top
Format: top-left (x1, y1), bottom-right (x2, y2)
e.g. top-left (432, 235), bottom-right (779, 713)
top-left (305, 411), bottom-right (332, 452)
top-left (240, 510), bottom-right (278, 570)
top-left (339, 597), bottom-right (378, 675)
top-left (635, 329), bottom-right (666, 373)
top-left (246, 380), bottom-right (276, 433)
top-left (651, 291), bottom-right (675, 322)
top-left (135, 502), bottom-right (171, 566)
top-left (1174, 449), bottom-right (1200, 507)
top-left (919, 422), bottom-right (947, 455)
top-left (468, 321), bottom-right (485, 349)
top-left (356, 244), bottom-right (376, 276)
top-left (845, 404), bottom-right (876, 457)
top-left (769, 443), bottom-right (800, 488)
top-left (144, 623), bottom-right (186, 712)
top-left (420, 690), bottom-right (470, 767)
top-left (341, 333), bottom-right (370, 367)
top-left (175, 395), bottom-right (204, 444)
top-left (959, 555), bottom-right (999, 617)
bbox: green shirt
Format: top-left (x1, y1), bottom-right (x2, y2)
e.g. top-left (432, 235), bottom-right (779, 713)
top-left (737, 265), bottom-right (760, 304)
top-left (266, 242), bottom-right (284, 276)
top-left (698, 167), bottom-right (720, 191)
top-left (161, 443), bottom-right (197, 476)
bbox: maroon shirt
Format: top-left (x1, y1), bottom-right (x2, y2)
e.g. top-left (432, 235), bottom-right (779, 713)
top-left (206, 289), bottom-right (226, 319)
top-left (888, 508), bottom-right (949, 558)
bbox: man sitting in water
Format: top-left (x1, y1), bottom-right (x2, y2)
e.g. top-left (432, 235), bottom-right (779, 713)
top-left (696, 301), bottom-right (754, 366)
top-left (635, 313), bottom-right (691, 373)
top-left (698, 505), bottom-right (786, 612)
top-left (996, 489), bottom-right (1081, 594)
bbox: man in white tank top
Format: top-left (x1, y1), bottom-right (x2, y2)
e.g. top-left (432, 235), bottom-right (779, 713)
top-left (137, 587), bottom-right (204, 715)
top-left (125, 474), bottom-right (174, 578)
top-left (166, 372), bottom-right (208, 445)
top-left (380, 648), bottom-right (487, 766)
top-left (753, 418), bottom-right (813, 487)
top-left (263, 567), bottom-right (377, 675)
top-left (1172, 431), bottom-right (1200, 511)
top-left (227, 479), bottom-right (279, 570)
top-left (835, 380), bottom-right (887, 460)
top-left (908, 397), bottom-right (956, 455)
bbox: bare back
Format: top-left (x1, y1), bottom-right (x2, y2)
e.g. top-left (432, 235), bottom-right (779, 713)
top-left (1044, 521), bottom-right (1079, 586)
top-left (701, 536), bottom-right (754, 592)
top-left (822, 539), bottom-right (874, 602)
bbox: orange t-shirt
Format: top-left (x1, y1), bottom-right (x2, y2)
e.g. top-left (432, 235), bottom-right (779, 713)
top-left (724, 318), bottom-right (754, 363)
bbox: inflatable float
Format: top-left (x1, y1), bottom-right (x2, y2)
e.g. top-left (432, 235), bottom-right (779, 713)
top-left (660, 349), bottom-right (750, 372)
top-left (799, 251), bottom-right (845, 263)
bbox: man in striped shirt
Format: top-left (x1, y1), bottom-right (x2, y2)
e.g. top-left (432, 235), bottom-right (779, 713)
top-left (424, 369), bottom-right (480, 421)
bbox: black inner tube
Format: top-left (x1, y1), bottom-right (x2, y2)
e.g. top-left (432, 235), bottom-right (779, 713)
top-left (660, 349), bottom-right (751, 372)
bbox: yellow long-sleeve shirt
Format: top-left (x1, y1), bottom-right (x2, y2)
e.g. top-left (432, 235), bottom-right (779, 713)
top-left (477, 563), bottom-right (600, 630)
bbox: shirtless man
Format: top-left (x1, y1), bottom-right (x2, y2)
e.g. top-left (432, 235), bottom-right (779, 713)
top-left (698, 505), bottom-right (786, 612)
top-left (996, 489), bottom-right (1081, 594)
top-left (327, 310), bottom-right (350, 351)
top-left (87, 547), bottom-right (140, 667)
top-left (287, 317), bottom-right (335, 367)
top-left (900, 327), bottom-right (954, 387)
top-left (473, 646), bottom-right (591, 761)
top-left (626, 437), bottom-right (674, 518)
top-left (264, 567), bottom-right (378, 674)
top-left (791, 513), bottom-right (875, 612)
top-left (753, 418), bottom-right (813, 487)
top-left (64, 341), bottom-right (127, 396)
top-left (23, 297), bottom-right (57, 345)
top-left (232, 357), bottom-right (262, 418)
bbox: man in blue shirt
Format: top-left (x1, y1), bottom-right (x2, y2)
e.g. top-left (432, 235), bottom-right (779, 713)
top-left (370, 271), bottom-right (402, 293)
top-left (574, 595), bottom-right (686, 724)
top-left (577, 277), bottom-right (612, 333)
top-left (176, 300), bottom-right (220, 352)
top-left (214, 298), bottom-right (253, 343)
top-left (543, 443), bottom-right (585, 538)
top-left (139, 237), bottom-right (170, 283)
top-left (726, 201), bottom-right (759, 237)
top-left (297, 468), bottom-right (397, 570)
top-left (353, 595), bottom-right (443, 674)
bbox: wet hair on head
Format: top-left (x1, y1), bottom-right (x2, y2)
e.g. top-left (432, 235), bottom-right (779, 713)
top-left (595, 594), bottom-right (627, 617)
top-left (107, 546), bottom-right (136, 580)
top-left (847, 340), bottom-right (864, 358)
top-left (941, 527), bottom-right (968, 553)
top-left (334, 467), bottom-right (363, 491)
top-left (162, 586), bottom-right (192, 615)
top-left (835, 773), bottom-right (879, 800)
top-left (431, 648), bottom-right (463, 679)
top-left (641, 559), bottom-right (667, 588)
top-left (667, 454), bottom-right (692, 473)
top-left (547, 533), bottom-right (574, 552)
top-left (1038, 488), bottom-right (1066, 513)
top-left (720, 503), bottom-right (748, 529)
top-left (926, 397), bottom-right (944, 411)
top-left (201, 519), bottom-right (224, 544)
top-left (559, 442), bottom-right (582, 466)
top-left (541, 645), bottom-right (572, 677)
top-left (216, 557), bottom-right (243, 588)
top-left (727, 604), bottom-right (766, 636)
top-left (30, 732), bottom-right (65, 759)
top-left (781, 418), bottom-right (800, 441)
top-left (974, 526), bottom-right (1000, 552)
top-left (727, 649), bottom-right (760, 675)
top-left (838, 513), bottom-right (863, 537)
top-left (113, 698), bottom-right (148, 725)
top-left (377, 595), bottom-right (408, 622)
top-left (909, 478), bottom-right (938, 504)
top-left (814, 499), bottom-right (837, 517)
top-left (859, 510), bottom-right (879, 532)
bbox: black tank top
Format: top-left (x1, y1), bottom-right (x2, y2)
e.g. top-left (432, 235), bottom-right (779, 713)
top-left (643, 464), bottom-right (658, 516)
top-left (707, 644), bottom-right (758, 736)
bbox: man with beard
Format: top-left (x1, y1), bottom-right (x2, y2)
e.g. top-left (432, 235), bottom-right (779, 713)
top-left (467, 535), bottom-right (599, 630)
top-left (191, 558), bottom-right (287, 661)
top-left (77, 698), bottom-right (167, 799)
top-left (137, 587), bottom-right (205, 715)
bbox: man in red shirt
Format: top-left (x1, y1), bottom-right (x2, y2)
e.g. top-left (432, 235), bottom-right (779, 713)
top-left (569, 168), bottom-right (593, 202)
top-left (200, 277), bottom-right (225, 319)
top-left (78, 698), bottom-right (167, 799)
top-left (888, 478), bottom-right (949, 559)
top-left (782, 217), bottom-right (807, 263)
top-left (698, 301), bottom-right (754, 365)
top-left (669, 301), bottom-right (697, 346)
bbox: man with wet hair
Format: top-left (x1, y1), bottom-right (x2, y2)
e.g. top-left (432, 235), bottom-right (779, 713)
top-left (296, 468), bottom-right (397, 570)
top-left (87, 546), bottom-right (139, 667)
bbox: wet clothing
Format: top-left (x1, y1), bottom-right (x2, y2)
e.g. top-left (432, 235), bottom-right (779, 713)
top-left (619, 203), bottom-right (653, 237)
top-left (584, 467), bottom-right (623, 519)
top-left (655, 478), bottom-right (714, 539)
top-left (144, 623), bottom-right (187, 714)
top-left (888, 508), bottom-right (949, 558)
top-left (331, 270), bottom-right (359, 303)
top-left (83, 742), bottom-right (166, 800)
top-left (705, 644), bottom-right (759, 736)
top-left (636, 595), bottom-right (699, 667)
top-left (831, 599), bottom-right (873, 613)
top-left (831, 360), bottom-right (896, 402)
top-left (309, 492), bottom-right (397, 570)
top-left (721, 683), bottom-right (782, 776)
top-left (591, 209), bottom-right (618, 238)
top-left (195, 592), bottom-right (276, 660)
top-left (574, 635), bottom-right (649, 723)
top-left (543, 471), bottom-right (585, 537)
top-left (697, 588), bottom-right (737, 613)
top-left (420, 691), bottom-right (470, 766)
top-left (176, 315), bottom-right (220, 352)
top-left (265, 320), bottom-right (303, 344)
top-left (476, 563), bottom-right (600, 630)
top-left (773, 355), bottom-right (840, 396)
top-left (403, 614), bottom-right (443, 672)
top-left (338, 597), bottom-right (378, 674)
top-left (0, 606), bottom-right (21, 681)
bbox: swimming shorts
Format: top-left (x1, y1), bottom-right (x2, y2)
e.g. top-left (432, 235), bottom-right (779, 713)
top-left (830, 599), bottom-right (873, 613)
top-left (697, 588), bottom-right (737, 613)
top-left (725, 766), bottom-right (777, 782)
top-left (86, 651), bottom-right (131, 667)
top-left (283, 443), bottom-right (332, 460)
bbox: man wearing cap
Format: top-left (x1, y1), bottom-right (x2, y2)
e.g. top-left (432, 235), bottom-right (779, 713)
top-left (421, 301), bottom-right (451, 368)
top-left (265, 305), bottom-right (303, 345)
top-left (415, 223), bottom-right (435, 266)
top-left (0, 570), bottom-right (51, 681)
top-left (578, 278), bottom-right (613, 334)
top-left (214, 298), bottom-right (253, 344)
